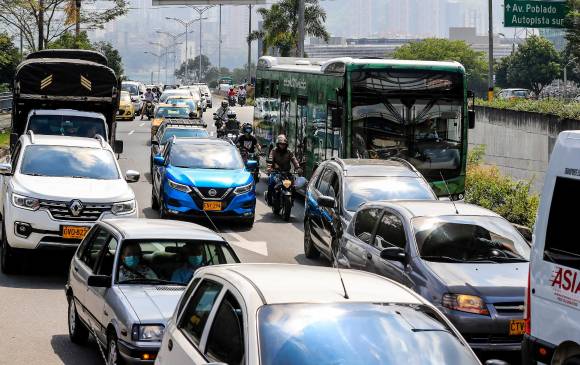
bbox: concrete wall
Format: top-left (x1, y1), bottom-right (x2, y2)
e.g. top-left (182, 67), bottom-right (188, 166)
top-left (469, 106), bottom-right (580, 192)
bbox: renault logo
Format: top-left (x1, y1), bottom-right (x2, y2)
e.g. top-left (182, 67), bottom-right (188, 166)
top-left (208, 189), bottom-right (217, 197)
top-left (69, 200), bottom-right (84, 217)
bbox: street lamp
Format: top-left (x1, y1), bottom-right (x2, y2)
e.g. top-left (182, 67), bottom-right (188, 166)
top-left (188, 6), bottom-right (214, 82)
top-left (156, 30), bottom-right (189, 83)
top-left (165, 16), bottom-right (206, 84)
top-left (144, 51), bottom-right (162, 84)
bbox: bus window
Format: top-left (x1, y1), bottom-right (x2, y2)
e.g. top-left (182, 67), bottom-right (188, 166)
top-left (296, 98), bottom-right (308, 170)
top-left (280, 95), bottom-right (290, 137)
top-left (271, 81), bottom-right (279, 98)
top-left (326, 104), bottom-right (342, 158)
top-left (312, 107), bottom-right (327, 164)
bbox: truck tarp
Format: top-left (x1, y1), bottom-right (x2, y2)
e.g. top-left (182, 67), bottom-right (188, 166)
top-left (26, 49), bottom-right (108, 66)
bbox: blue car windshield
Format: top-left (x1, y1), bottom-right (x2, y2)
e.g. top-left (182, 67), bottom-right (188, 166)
top-left (258, 303), bottom-right (479, 365)
top-left (20, 145), bottom-right (119, 179)
top-left (344, 177), bottom-right (436, 211)
top-left (162, 128), bottom-right (209, 144)
top-left (170, 144), bottom-right (243, 170)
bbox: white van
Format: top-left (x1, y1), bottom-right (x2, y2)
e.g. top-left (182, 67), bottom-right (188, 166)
top-left (524, 131), bottom-right (580, 365)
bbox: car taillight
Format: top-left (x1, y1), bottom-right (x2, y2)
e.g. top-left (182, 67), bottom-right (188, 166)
top-left (524, 268), bottom-right (531, 335)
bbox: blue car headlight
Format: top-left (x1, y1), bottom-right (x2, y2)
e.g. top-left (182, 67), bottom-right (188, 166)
top-left (234, 182), bottom-right (253, 195)
top-left (168, 179), bottom-right (192, 193)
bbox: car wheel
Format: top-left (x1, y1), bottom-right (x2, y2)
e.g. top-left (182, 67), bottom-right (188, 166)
top-left (68, 296), bottom-right (89, 344)
top-left (304, 220), bottom-right (320, 259)
top-left (159, 191), bottom-right (169, 219)
top-left (151, 186), bottom-right (160, 210)
top-left (242, 217), bottom-right (254, 229)
top-left (1, 222), bottom-right (18, 274)
top-left (107, 334), bottom-right (124, 365)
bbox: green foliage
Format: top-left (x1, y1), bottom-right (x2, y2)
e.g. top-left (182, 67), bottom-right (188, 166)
top-left (466, 146), bottom-right (539, 228)
top-left (392, 38), bottom-right (488, 94)
top-left (0, 130), bottom-right (9, 147)
top-left (47, 31), bottom-right (92, 50)
top-left (504, 36), bottom-right (561, 95)
top-left (0, 32), bottom-right (19, 87)
top-left (563, 0), bottom-right (580, 83)
top-left (251, 0), bottom-right (329, 56)
top-left (476, 97), bottom-right (580, 120)
top-left (93, 41), bottom-right (124, 77)
top-left (175, 55), bottom-right (211, 83)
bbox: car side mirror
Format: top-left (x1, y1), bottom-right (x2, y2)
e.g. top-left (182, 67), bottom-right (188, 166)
top-left (317, 195), bottom-right (336, 209)
top-left (245, 160), bottom-right (258, 170)
top-left (468, 110), bottom-right (475, 129)
top-left (0, 163), bottom-right (12, 176)
top-left (87, 275), bottom-right (111, 288)
top-left (125, 170), bottom-right (140, 183)
top-left (10, 133), bottom-right (18, 147)
top-left (189, 111), bottom-right (196, 119)
top-left (114, 140), bottom-right (124, 154)
top-left (153, 156), bottom-right (165, 166)
top-left (380, 247), bottom-right (406, 262)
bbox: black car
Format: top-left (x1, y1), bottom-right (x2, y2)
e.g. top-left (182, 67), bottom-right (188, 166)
top-left (303, 158), bottom-right (437, 264)
top-left (150, 121), bottom-right (209, 174)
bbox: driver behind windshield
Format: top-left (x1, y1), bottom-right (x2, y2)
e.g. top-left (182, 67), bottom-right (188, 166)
top-left (171, 243), bottom-right (205, 284)
top-left (119, 242), bottom-right (158, 281)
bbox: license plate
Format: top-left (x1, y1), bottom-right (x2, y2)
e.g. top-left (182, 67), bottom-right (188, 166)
top-left (61, 226), bottom-right (90, 240)
top-left (203, 201), bottom-right (222, 211)
top-left (509, 319), bottom-right (526, 336)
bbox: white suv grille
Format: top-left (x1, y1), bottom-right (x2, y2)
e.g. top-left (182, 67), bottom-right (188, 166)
top-left (39, 200), bottom-right (112, 222)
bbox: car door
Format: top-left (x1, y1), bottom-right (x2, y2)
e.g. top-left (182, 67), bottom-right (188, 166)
top-left (368, 210), bottom-right (413, 287)
top-left (319, 168), bottom-right (341, 255)
top-left (69, 225), bottom-right (99, 319)
top-left (1, 142), bottom-right (21, 208)
top-left (342, 208), bottom-right (382, 271)
top-left (153, 142), bottom-right (171, 197)
top-left (308, 167), bottom-right (329, 248)
top-left (160, 279), bottom-right (224, 364)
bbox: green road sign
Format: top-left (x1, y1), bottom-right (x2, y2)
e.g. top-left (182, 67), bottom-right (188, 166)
top-left (504, 0), bottom-right (568, 28)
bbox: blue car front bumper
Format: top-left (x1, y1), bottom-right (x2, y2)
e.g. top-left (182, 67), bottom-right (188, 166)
top-left (163, 183), bottom-right (256, 220)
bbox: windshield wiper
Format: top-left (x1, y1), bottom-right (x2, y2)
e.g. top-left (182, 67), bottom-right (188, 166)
top-left (25, 173), bottom-right (47, 177)
top-left (119, 278), bottom-right (186, 286)
top-left (421, 255), bottom-right (468, 263)
top-left (475, 256), bottom-right (528, 263)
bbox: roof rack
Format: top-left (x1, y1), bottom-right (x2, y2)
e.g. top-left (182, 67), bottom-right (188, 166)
top-left (27, 130), bottom-right (35, 144)
top-left (94, 134), bottom-right (106, 148)
top-left (386, 157), bottom-right (420, 174)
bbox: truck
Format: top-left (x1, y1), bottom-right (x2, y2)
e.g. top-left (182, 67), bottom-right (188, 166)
top-left (10, 49), bottom-right (123, 153)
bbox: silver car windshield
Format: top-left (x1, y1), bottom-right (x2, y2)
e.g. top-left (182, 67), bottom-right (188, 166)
top-left (258, 303), bottom-right (479, 365)
top-left (116, 240), bottom-right (238, 285)
top-left (413, 215), bottom-right (530, 263)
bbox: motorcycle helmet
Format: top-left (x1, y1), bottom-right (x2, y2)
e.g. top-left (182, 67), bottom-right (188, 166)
top-left (242, 123), bottom-right (252, 135)
top-left (276, 134), bottom-right (288, 148)
top-left (221, 100), bottom-right (228, 108)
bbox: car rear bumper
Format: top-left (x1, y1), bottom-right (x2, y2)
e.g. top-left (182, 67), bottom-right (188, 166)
top-left (522, 334), bottom-right (556, 364)
top-left (118, 339), bottom-right (158, 364)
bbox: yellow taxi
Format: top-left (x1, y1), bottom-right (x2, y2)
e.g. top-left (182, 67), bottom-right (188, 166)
top-left (151, 104), bottom-right (192, 139)
top-left (117, 91), bottom-right (135, 121)
top-left (165, 96), bottom-right (202, 119)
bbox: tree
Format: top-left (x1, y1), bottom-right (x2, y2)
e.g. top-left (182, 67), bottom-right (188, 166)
top-left (563, 0), bottom-right (580, 83)
top-left (495, 55), bottom-right (514, 89)
top-left (0, 32), bottom-right (19, 88)
top-left (0, 0), bottom-right (128, 51)
top-left (393, 38), bottom-right (488, 94)
top-left (506, 35), bottom-right (561, 95)
top-left (94, 41), bottom-right (124, 77)
top-left (175, 54), bottom-right (211, 83)
top-left (231, 63), bottom-right (256, 83)
top-left (249, 0), bottom-right (329, 56)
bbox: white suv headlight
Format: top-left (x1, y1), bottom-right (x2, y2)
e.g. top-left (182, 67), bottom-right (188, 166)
top-left (111, 200), bottom-right (136, 215)
top-left (12, 193), bottom-right (40, 211)
top-left (234, 182), bottom-right (253, 195)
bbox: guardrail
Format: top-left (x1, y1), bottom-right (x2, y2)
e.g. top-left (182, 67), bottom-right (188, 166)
top-left (0, 92), bottom-right (12, 113)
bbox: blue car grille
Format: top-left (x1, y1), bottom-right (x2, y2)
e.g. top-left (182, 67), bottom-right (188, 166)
top-left (193, 187), bottom-right (232, 200)
top-left (188, 187), bottom-right (235, 210)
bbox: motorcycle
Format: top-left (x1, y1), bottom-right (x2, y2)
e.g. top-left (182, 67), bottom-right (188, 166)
top-left (224, 129), bottom-right (239, 144)
top-left (228, 95), bottom-right (237, 107)
top-left (238, 94), bottom-right (246, 106)
top-left (144, 100), bottom-right (155, 120)
top-left (268, 170), bottom-right (296, 221)
top-left (240, 148), bottom-right (260, 183)
top-left (213, 113), bottom-right (226, 137)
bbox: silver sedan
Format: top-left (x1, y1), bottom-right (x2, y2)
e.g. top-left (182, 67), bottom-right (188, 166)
top-left (65, 218), bottom-right (239, 364)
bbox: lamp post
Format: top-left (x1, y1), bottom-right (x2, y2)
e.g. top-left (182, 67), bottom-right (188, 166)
top-left (563, 57), bottom-right (578, 99)
top-left (166, 16), bottom-right (205, 84)
top-left (156, 30), bottom-right (189, 84)
top-left (487, 0), bottom-right (494, 101)
top-left (144, 51), bottom-right (162, 84)
top-left (189, 6), bottom-right (213, 82)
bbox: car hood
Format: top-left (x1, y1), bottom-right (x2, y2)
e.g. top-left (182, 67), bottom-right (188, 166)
top-left (13, 174), bottom-right (134, 202)
top-left (119, 285), bottom-right (184, 323)
top-left (424, 261), bottom-right (528, 299)
top-left (169, 167), bottom-right (251, 188)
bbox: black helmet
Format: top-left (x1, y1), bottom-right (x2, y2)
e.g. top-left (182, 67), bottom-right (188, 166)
top-left (227, 111), bottom-right (237, 119)
top-left (242, 123), bottom-right (252, 134)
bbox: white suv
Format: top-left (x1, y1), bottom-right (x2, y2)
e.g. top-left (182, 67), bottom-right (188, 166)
top-left (0, 132), bottom-right (140, 274)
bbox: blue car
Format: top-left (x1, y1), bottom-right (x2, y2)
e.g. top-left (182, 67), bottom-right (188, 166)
top-left (152, 138), bottom-right (257, 227)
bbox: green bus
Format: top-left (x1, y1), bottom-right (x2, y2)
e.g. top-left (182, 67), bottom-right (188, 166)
top-left (254, 56), bottom-right (475, 198)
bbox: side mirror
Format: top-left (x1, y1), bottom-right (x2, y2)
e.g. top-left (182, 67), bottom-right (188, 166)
top-left (380, 247), bottom-right (407, 262)
top-left (114, 140), bottom-right (124, 154)
top-left (10, 133), bottom-right (18, 147)
top-left (317, 195), bottom-right (336, 209)
top-left (125, 170), bottom-right (140, 183)
top-left (153, 156), bottom-right (165, 166)
top-left (468, 110), bottom-right (475, 129)
top-left (151, 140), bottom-right (159, 147)
top-left (0, 163), bottom-right (12, 176)
top-left (189, 111), bottom-right (196, 119)
top-left (87, 275), bottom-right (111, 288)
top-left (245, 160), bottom-right (258, 170)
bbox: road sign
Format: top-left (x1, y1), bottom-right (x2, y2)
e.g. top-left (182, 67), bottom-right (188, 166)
top-left (152, 0), bottom-right (265, 5)
top-left (504, 0), bottom-right (568, 28)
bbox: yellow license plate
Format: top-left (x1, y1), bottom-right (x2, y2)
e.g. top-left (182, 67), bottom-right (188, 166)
top-left (203, 201), bottom-right (222, 211)
top-left (509, 319), bottom-right (526, 336)
top-left (62, 226), bottom-right (90, 240)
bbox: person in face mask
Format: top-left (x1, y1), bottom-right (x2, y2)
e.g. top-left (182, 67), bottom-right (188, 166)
top-left (171, 243), bottom-right (205, 284)
top-left (118, 242), bottom-right (158, 282)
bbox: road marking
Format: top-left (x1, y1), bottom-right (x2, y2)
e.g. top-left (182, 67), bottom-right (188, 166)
top-left (210, 131), bottom-right (214, 137)
top-left (225, 231), bottom-right (268, 256)
top-left (139, 122), bottom-right (145, 127)
top-left (128, 130), bottom-right (135, 135)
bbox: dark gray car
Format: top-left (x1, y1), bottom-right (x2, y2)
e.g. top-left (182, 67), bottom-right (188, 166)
top-left (338, 200), bottom-right (530, 352)
top-left (65, 218), bottom-right (239, 364)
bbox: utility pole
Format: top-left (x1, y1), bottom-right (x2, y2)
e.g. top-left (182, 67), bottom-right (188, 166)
top-left (487, 0), bottom-right (494, 101)
top-left (75, 0), bottom-right (81, 39)
top-left (189, 6), bottom-right (213, 82)
top-left (297, 0), bottom-right (305, 57)
top-left (248, 4), bottom-right (252, 84)
top-left (166, 17), bottom-right (205, 84)
top-left (218, 4), bottom-right (222, 77)
top-left (38, 0), bottom-right (44, 50)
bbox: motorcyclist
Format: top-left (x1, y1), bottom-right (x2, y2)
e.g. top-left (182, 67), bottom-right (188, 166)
top-left (215, 100), bottom-right (229, 121)
top-left (238, 86), bottom-right (247, 98)
top-left (237, 123), bottom-right (261, 154)
top-left (225, 111), bottom-right (240, 132)
top-left (228, 87), bottom-right (236, 98)
top-left (140, 88), bottom-right (155, 120)
top-left (266, 135), bottom-right (301, 206)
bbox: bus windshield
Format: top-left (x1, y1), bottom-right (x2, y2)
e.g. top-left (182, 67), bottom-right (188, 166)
top-left (350, 70), bottom-right (464, 181)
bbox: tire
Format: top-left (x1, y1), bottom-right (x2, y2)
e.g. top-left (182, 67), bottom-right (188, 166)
top-left (282, 195), bottom-right (292, 221)
top-left (1, 222), bottom-right (18, 275)
top-left (68, 296), bottom-right (89, 345)
top-left (242, 217), bottom-right (254, 229)
top-left (304, 219), bottom-right (320, 259)
top-left (106, 334), bottom-right (124, 365)
top-left (272, 195), bottom-right (281, 216)
top-left (253, 171), bottom-right (259, 184)
top-left (151, 186), bottom-right (160, 210)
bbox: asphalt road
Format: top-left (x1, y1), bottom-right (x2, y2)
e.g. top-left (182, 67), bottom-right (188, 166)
top-left (0, 102), bottom-right (519, 365)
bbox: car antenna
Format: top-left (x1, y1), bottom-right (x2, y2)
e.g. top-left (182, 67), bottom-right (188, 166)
top-left (201, 209), bottom-right (227, 241)
top-left (439, 171), bottom-right (459, 215)
top-left (330, 246), bottom-right (350, 300)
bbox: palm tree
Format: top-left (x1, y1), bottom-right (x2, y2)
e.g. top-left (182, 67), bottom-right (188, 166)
top-left (249, 0), bottom-right (329, 57)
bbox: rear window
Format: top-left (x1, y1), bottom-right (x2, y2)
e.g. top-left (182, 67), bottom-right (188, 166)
top-left (544, 177), bottom-right (580, 269)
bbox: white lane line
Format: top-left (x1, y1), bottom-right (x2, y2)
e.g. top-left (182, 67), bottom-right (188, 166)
top-left (210, 131), bottom-right (214, 137)
top-left (224, 231), bottom-right (268, 256)
top-left (139, 122), bottom-right (145, 127)
top-left (128, 130), bottom-right (135, 135)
